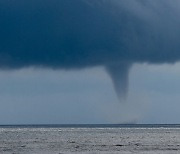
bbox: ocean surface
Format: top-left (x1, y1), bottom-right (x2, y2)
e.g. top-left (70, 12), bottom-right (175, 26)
top-left (0, 124), bottom-right (180, 154)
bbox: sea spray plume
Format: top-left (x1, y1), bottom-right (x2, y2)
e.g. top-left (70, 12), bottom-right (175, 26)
top-left (1, 0), bottom-right (180, 100)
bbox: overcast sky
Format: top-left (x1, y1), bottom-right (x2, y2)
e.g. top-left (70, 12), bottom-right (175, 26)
top-left (0, 62), bottom-right (180, 124)
top-left (1, 0), bottom-right (180, 124)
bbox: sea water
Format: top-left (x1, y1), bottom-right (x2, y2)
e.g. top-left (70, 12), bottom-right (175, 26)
top-left (0, 124), bottom-right (180, 154)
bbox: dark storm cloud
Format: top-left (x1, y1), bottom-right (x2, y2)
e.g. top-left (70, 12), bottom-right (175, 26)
top-left (0, 0), bottom-right (180, 99)
top-left (0, 0), bottom-right (122, 68)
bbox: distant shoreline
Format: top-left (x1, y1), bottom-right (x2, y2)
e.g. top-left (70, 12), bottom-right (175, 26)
top-left (1, 124), bottom-right (180, 128)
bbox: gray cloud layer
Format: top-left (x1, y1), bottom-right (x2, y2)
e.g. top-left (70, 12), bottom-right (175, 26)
top-left (1, 0), bottom-right (180, 99)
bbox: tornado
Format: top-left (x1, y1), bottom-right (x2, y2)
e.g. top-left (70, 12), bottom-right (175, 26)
top-left (106, 63), bottom-right (131, 101)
